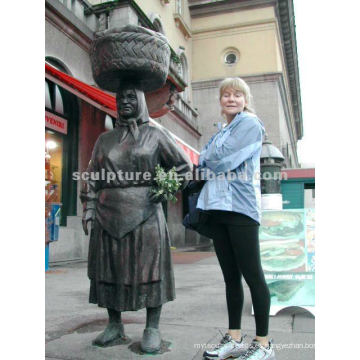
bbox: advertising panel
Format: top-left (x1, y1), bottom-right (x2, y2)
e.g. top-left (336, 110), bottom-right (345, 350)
top-left (259, 209), bottom-right (315, 315)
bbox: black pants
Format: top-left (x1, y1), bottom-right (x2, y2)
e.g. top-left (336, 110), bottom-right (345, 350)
top-left (207, 213), bottom-right (270, 336)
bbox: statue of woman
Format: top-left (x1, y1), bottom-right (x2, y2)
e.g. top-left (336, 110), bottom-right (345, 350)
top-left (80, 86), bottom-right (192, 353)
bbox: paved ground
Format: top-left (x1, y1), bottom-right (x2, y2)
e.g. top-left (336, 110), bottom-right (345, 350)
top-left (46, 251), bottom-right (314, 359)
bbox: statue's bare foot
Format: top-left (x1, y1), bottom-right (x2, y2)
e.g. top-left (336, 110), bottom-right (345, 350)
top-left (92, 322), bottom-right (130, 347)
top-left (140, 327), bottom-right (161, 353)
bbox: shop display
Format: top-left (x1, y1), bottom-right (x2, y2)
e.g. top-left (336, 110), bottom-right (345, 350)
top-left (259, 209), bottom-right (315, 314)
top-left (45, 132), bottom-right (63, 250)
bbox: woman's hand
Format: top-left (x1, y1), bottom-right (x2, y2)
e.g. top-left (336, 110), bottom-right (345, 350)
top-left (82, 209), bottom-right (95, 235)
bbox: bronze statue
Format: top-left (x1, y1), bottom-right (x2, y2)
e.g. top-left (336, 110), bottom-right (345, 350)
top-left (81, 25), bottom-right (192, 353)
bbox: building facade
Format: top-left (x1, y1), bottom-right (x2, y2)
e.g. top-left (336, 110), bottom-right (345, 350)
top-left (189, 0), bottom-right (302, 168)
top-left (45, 0), bottom-right (302, 263)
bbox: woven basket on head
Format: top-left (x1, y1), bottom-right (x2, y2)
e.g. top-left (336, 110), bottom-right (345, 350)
top-left (90, 25), bottom-right (171, 93)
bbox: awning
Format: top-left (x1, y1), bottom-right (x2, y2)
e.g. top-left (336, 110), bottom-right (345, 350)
top-left (45, 63), bottom-right (199, 165)
top-left (46, 63), bottom-right (117, 117)
top-left (281, 168), bottom-right (315, 179)
top-left (177, 141), bottom-right (199, 165)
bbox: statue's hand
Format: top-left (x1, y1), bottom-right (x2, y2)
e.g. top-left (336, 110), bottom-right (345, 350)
top-left (149, 192), bottom-right (166, 204)
top-left (82, 209), bottom-right (95, 235)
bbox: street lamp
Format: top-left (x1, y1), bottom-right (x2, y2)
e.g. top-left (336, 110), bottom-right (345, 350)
top-left (260, 134), bottom-right (285, 210)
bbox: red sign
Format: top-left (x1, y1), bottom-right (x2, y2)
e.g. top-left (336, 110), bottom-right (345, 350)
top-left (45, 111), bottom-right (68, 134)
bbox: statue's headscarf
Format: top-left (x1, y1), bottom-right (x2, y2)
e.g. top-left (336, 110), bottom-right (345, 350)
top-left (115, 88), bottom-right (149, 141)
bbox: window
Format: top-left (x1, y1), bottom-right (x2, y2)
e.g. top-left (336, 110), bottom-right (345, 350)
top-left (55, 85), bottom-right (64, 114)
top-left (177, 51), bottom-right (188, 81)
top-left (178, 57), bottom-right (186, 79)
top-left (177, 51), bottom-right (189, 101)
top-left (224, 52), bottom-right (238, 65)
top-left (175, 0), bottom-right (183, 15)
top-left (45, 130), bottom-right (64, 204)
top-left (225, 53), bottom-right (237, 65)
top-left (45, 81), bottom-right (52, 109)
top-left (153, 18), bottom-right (165, 34)
top-left (45, 57), bottom-right (69, 116)
top-left (149, 13), bottom-right (166, 35)
top-left (46, 57), bottom-right (69, 74)
top-left (173, 1), bottom-right (191, 40)
top-left (222, 48), bottom-right (240, 66)
top-left (46, 79), bottom-right (65, 115)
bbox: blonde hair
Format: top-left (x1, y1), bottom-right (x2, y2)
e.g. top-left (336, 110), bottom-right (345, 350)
top-left (219, 77), bottom-right (254, 113)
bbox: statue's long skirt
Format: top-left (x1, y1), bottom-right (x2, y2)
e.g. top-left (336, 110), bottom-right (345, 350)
top-left (88, 206), bottom-right (175, 311)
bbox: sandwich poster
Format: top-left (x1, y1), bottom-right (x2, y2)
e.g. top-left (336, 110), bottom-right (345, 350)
top-left (259, 209), bottom-right (315, 313)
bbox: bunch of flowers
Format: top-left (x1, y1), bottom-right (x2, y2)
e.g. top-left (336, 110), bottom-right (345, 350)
top-left (151, 164), bottom-right (182, 203)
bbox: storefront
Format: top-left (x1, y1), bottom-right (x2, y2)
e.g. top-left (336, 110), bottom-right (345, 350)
top-left (281, 168), bottom-right (315, 209)
top-left (45, 112), bottom-right (66, 204)
top-left (45, 64), bottom-right (79, 226)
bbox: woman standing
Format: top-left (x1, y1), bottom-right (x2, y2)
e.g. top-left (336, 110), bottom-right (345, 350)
top-left (80, 86), bottom-right (192, 353)
top-left (198, 78), bottom-right (275, 360)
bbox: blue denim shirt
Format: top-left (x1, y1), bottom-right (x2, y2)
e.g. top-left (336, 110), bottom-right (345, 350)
top-left (196, 111), bottom-right (265, 224)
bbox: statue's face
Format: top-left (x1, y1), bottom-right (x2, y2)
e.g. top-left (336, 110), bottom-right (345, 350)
top-left (117, 89), bottom-right (138, 118)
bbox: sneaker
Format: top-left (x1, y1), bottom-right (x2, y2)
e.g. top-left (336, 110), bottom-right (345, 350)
top-left (239, 338), bottom-right (276, 360)
top-left (203, 333), bottom-right (247, 359)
